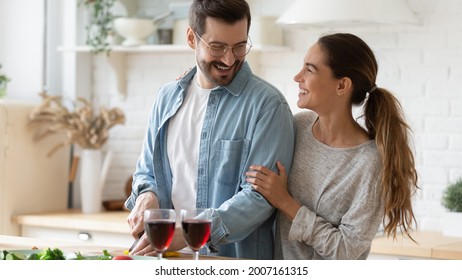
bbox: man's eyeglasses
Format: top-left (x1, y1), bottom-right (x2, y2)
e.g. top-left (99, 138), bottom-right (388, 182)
top-left (195, 32), bottom-right (252, 58)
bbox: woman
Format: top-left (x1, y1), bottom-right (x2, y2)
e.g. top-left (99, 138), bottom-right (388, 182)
top-left (246, 33), bottom-right (418, 260)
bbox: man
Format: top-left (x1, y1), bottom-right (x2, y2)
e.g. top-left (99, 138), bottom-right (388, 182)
top-left (125, 0), bottom-right (295, 259)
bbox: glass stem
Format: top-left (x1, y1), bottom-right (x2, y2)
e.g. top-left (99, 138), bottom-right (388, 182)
top-left (193, 251), bottom-right (199, 260)
top-left (158, 252), bottom-right (163, 260)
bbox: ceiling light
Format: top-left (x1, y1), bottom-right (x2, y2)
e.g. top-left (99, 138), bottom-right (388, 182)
top-left (277, 0), bottom-right (420, 27)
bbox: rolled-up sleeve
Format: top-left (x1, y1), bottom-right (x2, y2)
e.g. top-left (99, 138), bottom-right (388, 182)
top-left (209, 100), bottom-right (295, 246)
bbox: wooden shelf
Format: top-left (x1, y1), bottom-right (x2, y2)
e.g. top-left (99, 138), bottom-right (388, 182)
top-left (57, 44), bottom-right (290, 98)
top-left (58, 44), bottom-right (289, 53)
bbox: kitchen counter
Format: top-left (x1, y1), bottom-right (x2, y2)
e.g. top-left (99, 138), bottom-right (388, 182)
top-left (0, 234), bottom-right (235, 260)
top-left (11, 210), bottom-right (238, 260)
top-left (370, 231), bottom-right (462, 259)
top-left (14, 211), bottom-right (462, 260)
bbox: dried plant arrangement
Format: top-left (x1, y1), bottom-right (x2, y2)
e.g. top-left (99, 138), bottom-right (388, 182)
top-left (29, 92), bottom-right (125, 156)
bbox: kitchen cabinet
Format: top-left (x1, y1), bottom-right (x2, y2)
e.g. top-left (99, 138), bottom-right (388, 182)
top-left (12, 210), bottom-right (134, 248)
top-left (0, 100), bottom-right (70, 236)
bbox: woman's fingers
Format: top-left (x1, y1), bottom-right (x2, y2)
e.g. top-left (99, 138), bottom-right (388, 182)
top-left (248, 164), bottom-right (271, 175)
top-left (245, 174), bottom-right (266, 188)
top-left (276, 161), bottom-right (287, 177)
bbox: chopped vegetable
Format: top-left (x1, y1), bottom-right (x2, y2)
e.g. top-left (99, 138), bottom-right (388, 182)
top-left (0, 248), bottom-right (121, 260)
top-left (112, 255), bottom-right (133, 260)
top-left (164, 251), bottom-right (181, 257)
top-left (1, 248), bottom-right (65, 260)
top-left (27, 253), bottom-right (40, 260)
top-left (0, 250), bottom-right (8, 260)
top-left (1, 250), bottom-right (27, 260)
top-left (72, 249), bottom-right (112, 260)
top-left (98, 249), bottom-right (113, 260)
top-left (74, 251), bottom-right (87, 260)
top-left (6, 252), bottom-right (27, 260)
top-left (39, 248), bottom-right (65, 260)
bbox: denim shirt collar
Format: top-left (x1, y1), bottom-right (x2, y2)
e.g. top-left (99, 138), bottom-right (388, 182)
top-left (178, 61), bottom-right (252, 97)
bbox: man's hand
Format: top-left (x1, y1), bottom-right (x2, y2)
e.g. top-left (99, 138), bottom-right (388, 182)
top-left (169, 227), bottom-right (187, 252)
top-left (127, 192), bottom-right (159, 255)
top-left (130, 227), bottom-right (187, 257)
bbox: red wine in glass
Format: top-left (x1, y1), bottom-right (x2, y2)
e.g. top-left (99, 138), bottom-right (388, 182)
top-left (143, 209), bottom-right (176, 260)
top-left (145, 220), bottom-right (175, 252)
top-left (181, 219), bottom-right (211, 251)
top-left (181, 208), bottom-right (213, 260)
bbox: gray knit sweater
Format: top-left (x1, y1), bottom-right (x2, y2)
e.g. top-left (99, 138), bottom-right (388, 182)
top-left (274, 111), bottom-right (384, 260)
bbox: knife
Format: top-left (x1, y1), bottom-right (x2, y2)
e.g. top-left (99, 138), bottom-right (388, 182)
top-left (129, 231), bottom-right (144, 253)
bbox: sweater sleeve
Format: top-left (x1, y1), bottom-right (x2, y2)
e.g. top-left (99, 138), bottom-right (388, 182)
top-left (288, 179), bottom-right (384, 260)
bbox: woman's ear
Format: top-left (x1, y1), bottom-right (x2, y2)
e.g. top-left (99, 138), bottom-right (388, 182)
top-left (186, 27), bottom-right (196, 50)
top-left (337, 77), bottom-right (353, 96)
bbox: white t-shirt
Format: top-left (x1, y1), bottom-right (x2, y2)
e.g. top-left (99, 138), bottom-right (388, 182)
top-left (167, 76), bottom-right (212, 214)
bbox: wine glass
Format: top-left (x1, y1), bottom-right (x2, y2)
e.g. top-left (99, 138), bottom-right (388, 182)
top-left (181, 208), bottom-right (212, 260)
top-left (144, 208), bottom-right (176, 260)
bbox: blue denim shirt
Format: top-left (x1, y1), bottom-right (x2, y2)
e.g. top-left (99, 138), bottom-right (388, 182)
top-left (125, 62), bottom-right (295, 259)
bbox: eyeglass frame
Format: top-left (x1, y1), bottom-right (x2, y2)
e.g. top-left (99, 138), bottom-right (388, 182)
top-left (194, 31), bottom-right (253, 58)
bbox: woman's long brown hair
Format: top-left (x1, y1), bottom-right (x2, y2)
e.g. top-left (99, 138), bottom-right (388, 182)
top-left (318, 33), bottom-right (419, 241)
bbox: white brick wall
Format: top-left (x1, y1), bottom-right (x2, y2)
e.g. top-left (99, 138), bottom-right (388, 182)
top-left (93, 0), bottom-right (462, 232)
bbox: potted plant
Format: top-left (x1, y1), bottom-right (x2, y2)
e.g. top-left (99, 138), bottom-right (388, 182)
top-left (441, 178), bottom-right (462, 237)
top-left (0, 64), bottom-right (11, 99)
top-left (80, 0), bottom-right (116, 54)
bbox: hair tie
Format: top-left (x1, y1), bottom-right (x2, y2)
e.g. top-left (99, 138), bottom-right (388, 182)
top-left (367, 85), bottom-right (378, 94)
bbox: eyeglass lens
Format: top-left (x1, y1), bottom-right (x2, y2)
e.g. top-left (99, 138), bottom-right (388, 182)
top-left (196, 32), bottom-right (252, 57)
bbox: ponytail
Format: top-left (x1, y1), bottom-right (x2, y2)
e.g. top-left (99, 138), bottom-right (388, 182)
top-left (364, 88), bottom-right (419, 241)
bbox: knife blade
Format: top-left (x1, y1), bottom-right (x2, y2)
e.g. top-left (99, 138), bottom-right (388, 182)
top-left (129, 231), bottom-right (144, 253)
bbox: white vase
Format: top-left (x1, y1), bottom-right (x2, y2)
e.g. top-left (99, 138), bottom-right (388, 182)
top-left (79, 149), bottom-right (113, 213)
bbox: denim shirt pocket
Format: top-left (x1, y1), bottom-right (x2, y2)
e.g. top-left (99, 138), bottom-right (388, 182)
top-left (216, 139), bottom-right (250, 187)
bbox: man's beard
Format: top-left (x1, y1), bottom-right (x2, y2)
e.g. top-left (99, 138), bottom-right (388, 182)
top-left (196, 58), bottom-right (243, 87)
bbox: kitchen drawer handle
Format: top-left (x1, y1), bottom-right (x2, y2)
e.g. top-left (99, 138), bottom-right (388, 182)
top-left (78, 232), bottom-right (92, 241)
